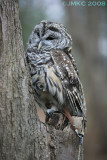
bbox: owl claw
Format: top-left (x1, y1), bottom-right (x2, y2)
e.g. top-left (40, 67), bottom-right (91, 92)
top-left (46, 106), bottom-right (58, 114)
top-left (78, 134), bottom-right (83, 144)
top-left (46, 109), bottom-right (53, 115)
top-left (75, 129), bottom-right (83, 144)
top-left (46, 107), bottom-right (59, 123)
top-left (46, 112), bottom-right (51, 122)
top-left (46, 108), bottom-right (54, 122)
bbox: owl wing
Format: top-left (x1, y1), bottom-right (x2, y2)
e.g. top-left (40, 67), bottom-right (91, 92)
top-left (50, 50), bottom-right (86, 118)
top-left (67, 52), bottom-right (79, 76)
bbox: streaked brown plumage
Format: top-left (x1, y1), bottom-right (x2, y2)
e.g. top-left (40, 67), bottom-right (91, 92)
top-left (26, 21), bottom-right (86, 137)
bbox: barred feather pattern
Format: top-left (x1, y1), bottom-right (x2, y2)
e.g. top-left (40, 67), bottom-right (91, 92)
top-left (26, 21), bottom-right (86, 129)
top-left (26, 49), bottom-right (86, 118)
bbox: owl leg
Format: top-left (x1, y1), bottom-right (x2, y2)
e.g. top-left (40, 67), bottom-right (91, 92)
top-left (63, 106), bottom-right (83, 144)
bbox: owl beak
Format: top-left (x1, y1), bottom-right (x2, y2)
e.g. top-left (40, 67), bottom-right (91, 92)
top-left (38, 41), bottom-right (42, 50)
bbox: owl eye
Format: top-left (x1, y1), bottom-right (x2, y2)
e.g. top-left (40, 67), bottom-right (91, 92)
top-left (48, 27), bottom-right (59, 32)
top-left (38, 85), bottom-right (44, 90)
top-left (37, 83), bottom-right (44, 90)
top-left (46, 36), bottom-right (55, 40)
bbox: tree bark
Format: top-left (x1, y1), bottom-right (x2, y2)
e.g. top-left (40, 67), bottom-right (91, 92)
top-left (0, 0), bottom-right (83, 160)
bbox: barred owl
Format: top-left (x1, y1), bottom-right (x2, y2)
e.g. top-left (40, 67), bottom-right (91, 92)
top-left (26, 20), bottom-right (86, 138)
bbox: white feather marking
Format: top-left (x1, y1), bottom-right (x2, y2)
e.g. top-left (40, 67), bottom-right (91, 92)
top-left (66, 90), bottom-right (77, 114)
top-left (73, 88), bottom-right (81, 107)
top-left (57, 87), bottom-right (63, 104)
top-left (46, 66), bottom-right (64, 104)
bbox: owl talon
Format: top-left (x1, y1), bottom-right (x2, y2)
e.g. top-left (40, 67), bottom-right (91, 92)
top-left (46, 107), bottom-right (59, 123)
top-left (75, 129), bottom-right (83, 144)
top-left (78, 134), bottom-right (83, 144)
top-left (46, 110), bottom-right (53, 116)
top-left (46, 106), bottom-right (58, 115)
top-left (46, 112), bottom-right (50, 122)
top-left (46, 109), bottom-right (55, 122)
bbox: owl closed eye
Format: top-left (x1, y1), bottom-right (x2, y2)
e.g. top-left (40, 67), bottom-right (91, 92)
top-left (28, 20), bottom-right (72, 52)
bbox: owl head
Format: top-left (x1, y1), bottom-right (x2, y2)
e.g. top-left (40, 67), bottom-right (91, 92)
top-left (27, 20), bottom-right (72, 53)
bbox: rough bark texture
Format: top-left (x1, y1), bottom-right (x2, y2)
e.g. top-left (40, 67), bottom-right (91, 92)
top-left (0, 0), bottom-right (83, 160)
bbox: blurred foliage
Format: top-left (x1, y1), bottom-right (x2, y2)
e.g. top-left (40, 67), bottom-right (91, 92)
top-left (19, 0), bottom-right (46, 48)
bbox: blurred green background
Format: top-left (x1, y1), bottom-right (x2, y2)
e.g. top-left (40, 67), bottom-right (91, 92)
top-left (19, 0), bottom-right (107, 159)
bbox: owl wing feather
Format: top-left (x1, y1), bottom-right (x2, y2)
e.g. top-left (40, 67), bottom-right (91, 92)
top-left (50, 49), bottom-right (86, 118)
top-left (68, 52), bottom-right (79, 76)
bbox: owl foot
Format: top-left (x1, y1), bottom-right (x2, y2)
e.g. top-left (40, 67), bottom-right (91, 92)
top-left (46, 105), bottom-right (58, 122)
top-left (46, 106), bottom-right (58, 114)
top-left (75, 129), bottom-right (83, 144)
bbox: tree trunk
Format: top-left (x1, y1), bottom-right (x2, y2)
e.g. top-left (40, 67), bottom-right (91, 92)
top-left (0, 0), bottom-right (83, 160)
